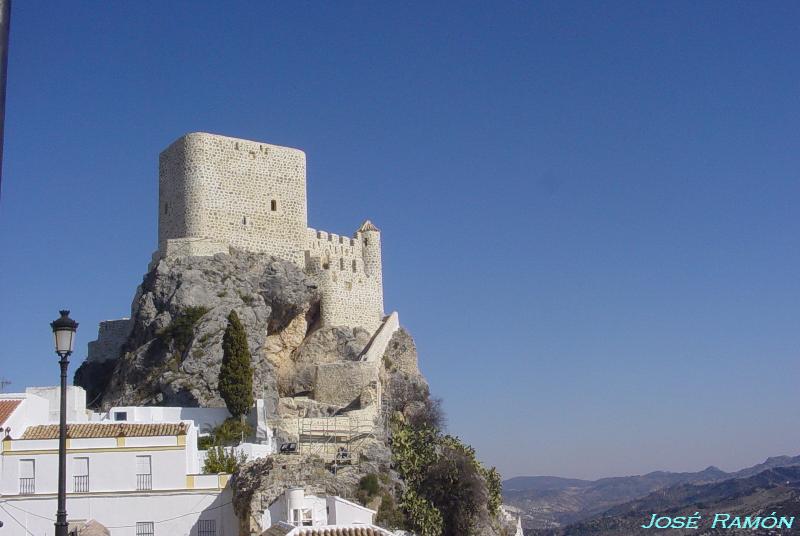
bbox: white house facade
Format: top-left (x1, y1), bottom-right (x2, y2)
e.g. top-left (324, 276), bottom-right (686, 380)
top-left (0, 390), bottom-right (237, 536)
top-left (0, 388), bottom-right (400, 536)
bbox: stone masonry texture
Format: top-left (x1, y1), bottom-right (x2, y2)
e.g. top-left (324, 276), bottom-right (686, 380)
top-left (157, 132), bottom-right (384, 333)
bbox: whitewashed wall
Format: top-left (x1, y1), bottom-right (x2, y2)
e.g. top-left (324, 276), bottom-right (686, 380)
top-left (1, 442), bottom-right (189, 495)
top-left (0, 488), bottom-right (235, 536)
top-left (327, 496), bottom-right (376, 525)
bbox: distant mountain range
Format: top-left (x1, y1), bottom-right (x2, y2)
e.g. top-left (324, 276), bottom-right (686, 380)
top-left (552, 466), bottom-right (800, 535)
top-left (503, 455), bottom-right (800, 531)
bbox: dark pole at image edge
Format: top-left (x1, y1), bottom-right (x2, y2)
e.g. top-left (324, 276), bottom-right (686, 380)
top-left (0, 0), bottom-right (10, 198)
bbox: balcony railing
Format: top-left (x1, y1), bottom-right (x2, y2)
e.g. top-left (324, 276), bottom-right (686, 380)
top-left (136, 473), bottom-right (152, 491)
top-left (19, 477), bottom-right (35, 495)
top-left (73, 474), bottom-right (89, 493)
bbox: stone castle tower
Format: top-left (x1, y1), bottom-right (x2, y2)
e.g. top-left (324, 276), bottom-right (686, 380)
top-left (154, 132), bottom-right (385, 333)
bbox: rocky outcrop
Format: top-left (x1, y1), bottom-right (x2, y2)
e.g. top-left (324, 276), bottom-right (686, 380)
top-left (76, 249), bottom-right (321, 410)
top-left (381, 328), bottom-right (419, 376)
top-left (272, 325), bottom-right (372, 400)
top-left (75, 248), bottom-right (512, 536)
top-left (231, 455), bottom-right (375, 535)
top-left (75, 249), bottom-right (419, 417)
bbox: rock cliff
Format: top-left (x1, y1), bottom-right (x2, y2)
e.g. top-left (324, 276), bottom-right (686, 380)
top-left (75, 248), bottom-right (516, 536)
top-left (76, 249), bottom-right (390, 415)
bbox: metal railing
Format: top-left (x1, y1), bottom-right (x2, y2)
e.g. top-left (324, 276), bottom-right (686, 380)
top-left (73, 474), bottom-right (89, 493)
top-left (198, 519), bottom-right (216, 536)
top-left (135, 522), bottom-right (155, 536)
top-left (136, 473), bottom-right (152, 491)
top-left (19, 477), bottom-right (35, 495)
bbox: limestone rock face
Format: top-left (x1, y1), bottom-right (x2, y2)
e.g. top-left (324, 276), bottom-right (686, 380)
top-left (274, 325), bottom-right (371, 399)
top-left (74, 248), bottom-right (512, 536)
top-left (231, 456), bottom-right (356, 535)
top-left (313, 362), bottom-right (379, 407)
top-left (75, 248), bottom-right (413, 416)
top-left (381, 328), bottom-right (419, 376)
top-left (75, 249), bottom-right (320, 410)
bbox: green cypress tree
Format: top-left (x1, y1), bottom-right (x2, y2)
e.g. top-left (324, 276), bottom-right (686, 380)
top-left (218, 310), bottom-right (254, 420)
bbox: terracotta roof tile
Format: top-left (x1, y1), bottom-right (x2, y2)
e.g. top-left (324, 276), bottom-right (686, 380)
top-left (21, 422), bottom-right (188, 440)
top-left (261, 526), bottom-right (390, 536)
top-left (296, 528), bottom-right (385, 536)
top-left (262, 526), bottom-right (293, 536)
top-left (0, 399), bottom-right (21, 427)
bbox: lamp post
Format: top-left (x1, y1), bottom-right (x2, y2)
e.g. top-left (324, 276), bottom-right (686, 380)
top-left (50, 310), bottom-right (78, 536)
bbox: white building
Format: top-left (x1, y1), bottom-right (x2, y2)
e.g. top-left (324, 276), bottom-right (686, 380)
top-left (260, 487), bottom-right (392, 536)
top-left (0, 390), bottom-right (236, 536)
top-left (0, 387), bottom-right (396, 536)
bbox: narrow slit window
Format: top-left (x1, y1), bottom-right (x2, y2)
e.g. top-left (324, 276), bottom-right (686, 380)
top-left (242, 216), bottom-right (247, 226)
top-left (164, 202), bottom-right (169, 215)
top-left (271, 200), bottom-right (277, 211)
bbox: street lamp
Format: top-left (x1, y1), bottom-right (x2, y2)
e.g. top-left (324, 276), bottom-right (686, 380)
top-left (50, 310), bottom-right (78, 536)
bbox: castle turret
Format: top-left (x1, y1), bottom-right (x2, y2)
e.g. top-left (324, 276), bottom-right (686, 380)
top-left (357, 219), bottom-right (382, 279)
top-left (357, 220), bottom-right (384, 323)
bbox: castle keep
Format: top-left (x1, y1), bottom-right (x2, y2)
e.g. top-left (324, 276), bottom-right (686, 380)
top-left (156, 132), bottom-right (385, 333)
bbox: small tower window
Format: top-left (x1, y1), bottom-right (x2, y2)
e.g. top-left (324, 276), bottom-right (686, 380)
top-left (164, 203), bottom-right (169, 215)
top-left (271, 200), bottom-right (277, 211)
top-left (352, 260), bottom-right (357, 272)
top-left (363, 238), bottom-right (369, 246)
top-left (242, 216), bottom-right (247, 226)
top-left (339, 258), bottom-right (345, 270)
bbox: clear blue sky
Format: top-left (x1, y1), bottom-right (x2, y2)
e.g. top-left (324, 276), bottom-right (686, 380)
top-left (0, 1), bottom-right (798, 481)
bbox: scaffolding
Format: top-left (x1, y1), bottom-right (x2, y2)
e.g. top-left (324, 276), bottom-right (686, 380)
top-left (296, 415), bottom-right (376, 463)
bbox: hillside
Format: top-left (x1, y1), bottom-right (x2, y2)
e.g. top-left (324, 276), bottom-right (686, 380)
top-left (74, 247), bottom-right (518, 536)
top-left (504, 456), bottom-right (800, 530)
top-left (532, 466), bottom-right (800, 535)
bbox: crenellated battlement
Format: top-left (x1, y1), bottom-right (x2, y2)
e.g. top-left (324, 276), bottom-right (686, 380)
top-left (156, 132), bottom-right (384, 333)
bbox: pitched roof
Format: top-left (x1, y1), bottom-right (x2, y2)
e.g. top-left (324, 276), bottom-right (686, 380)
top-left (21, 422), bottom-right (188, 440)
top-left (357, 220), bottom-right (380, 233)
top-left (294, 529), bottom-right (386, 536)
top-left (262, 526), bottom-right (294, 536)
top-left (262, 526), bottom-right (391, 536)
top-left (0, 399), bottom-right (22, 427)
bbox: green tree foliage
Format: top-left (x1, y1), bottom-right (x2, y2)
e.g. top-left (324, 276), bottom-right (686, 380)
top-left (203, 445), bottom-right (248, 474)
top-left (401, 489), bottom-right (444, 536)
top-left (389, 413), bottom-right (504, 536)
top-left (197, 418), bottom-right (254, 452)
top-left (213, 417), bottom-right (253, 446)
top-left (376, 490), bottom-right (407, 529)
top-left (218, 310), bottom-right (253, 419)
top-left (356, 473), bottom-right (381, 505)
top-left (425, 437), bottom-right (487, 536)
top-left (159, 306), bottom-right (209, 355)
top-left (484, 467), bottom-right (503, 517)
top-left (390, 415), bottom-right (438, 487)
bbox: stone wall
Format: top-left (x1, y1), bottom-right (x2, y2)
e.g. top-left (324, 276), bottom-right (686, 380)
top-left (313, 362), bottom-right (380, 408)
top-left (306, 258), bottom-right (383, 334)
top-left (360, 312), bottom-right (400, 363)
top-left (155, 132), bottom-right (384, 332)
top-left (87, 319), bottom-right (132, 363)
top-left (159, 132), bottom-right (308, 266)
